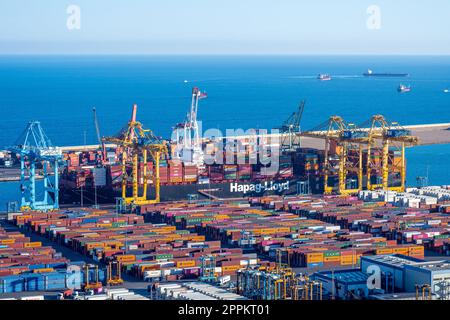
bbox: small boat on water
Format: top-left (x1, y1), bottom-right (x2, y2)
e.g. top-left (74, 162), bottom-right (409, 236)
top-left (444, 89), bottom-right (449, 93)
top-left (398, 84), bottom-right (411, 93)
top-left (318, 74), bottom-right (332, 81)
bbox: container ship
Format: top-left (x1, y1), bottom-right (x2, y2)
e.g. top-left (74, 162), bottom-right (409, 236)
top-left (58, 88), bottom-right (405, 205)
top-left (59, 147), bottom-right (317, 204)
top-left (363, 69), bottom-right (409, 77)
top-left (58, 144), bottom-right (404, 204)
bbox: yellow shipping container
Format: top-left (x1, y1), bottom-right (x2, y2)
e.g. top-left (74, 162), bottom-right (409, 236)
top-left (393, 248), bottom-right (409, 255)
top-left (155, 226), bottom-right (176, 232)
top-left (260, 228), bottom-right (277, 235)
top-left (24, 242), bottom-right (42, 248)
top-left (188, 235), bottom-right (205, 242)
top-left (33, 268), bottom-right (54, 273)
top-left (85, 242), bottom-right (105, 250)
top-left (340, 255), bottom-right (357, 264)
top-left (1, 239), bottom-right (15, 245)
top-left (222, 265), bottom-right (241, 272)
top-left (324, 256), bottom-right (341, 263)
top-left (97, 223), bottom-right (112, 228)
top-left (116, 255), bottom-right (136, 262)
top-left (375, 248), bottom-right (393, 255)
top-left (176, 260), bottom-right (196, 268)
top-left (83, 233), bottom-right (100, 238)
top-left (214, 215), bottom-right (230, 220)
top-left (306, 252), bottom-right (324, 263)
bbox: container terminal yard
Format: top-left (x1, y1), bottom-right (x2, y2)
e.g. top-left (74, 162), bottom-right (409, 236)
top-left (1, 90), bottom-right (450, 301)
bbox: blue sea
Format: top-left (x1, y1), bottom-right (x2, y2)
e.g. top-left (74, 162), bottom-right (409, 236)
top-left (0, 55), bottom-right (449, 208)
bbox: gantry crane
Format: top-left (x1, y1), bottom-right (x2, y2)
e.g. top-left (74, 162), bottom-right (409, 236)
top-left (107, 261), bottom-right (124, 286)
top-left (280, 101), bottom-right (305, 151)
top-left (340, 124), bottom-right (367, 195)
top-left (83, 264), bottom-right (102, 291)
top-left (301, 114), bottom-right (418, 195)
top-left (236, 261), bottom-right (321, 300)
top-left (380, 121), bottom-right (418, 192)
top-left (199, 255), bottom-right (217, 283)
top-left (103, 104), bottom-right (168, 206)
top-left (8, 121), bottom-right (63, 211)
top-left (172, 87), bottom-right (206, 166)
top-left (301, 116), bottom-right (347, 194)
top-left (358, 115), bottom-right (418, 192)
top-left (358, 115), bottom-right (390, 190)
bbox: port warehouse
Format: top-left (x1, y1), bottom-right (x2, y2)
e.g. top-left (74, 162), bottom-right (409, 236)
top-left (3, 190), bottom-right (450, 298)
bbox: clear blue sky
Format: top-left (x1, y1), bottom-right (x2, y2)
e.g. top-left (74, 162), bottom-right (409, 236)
top-left (1, 0), bottom-right (449, 54)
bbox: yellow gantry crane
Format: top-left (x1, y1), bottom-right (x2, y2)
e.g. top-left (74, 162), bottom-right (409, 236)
top-left (303, 114), bottom-right (418, 195)
top-left (107, 261), bottom-right (124, 286)
top-left (340, 124), bottom-right (367, 195)
top-left (379, 121), bottom-right (419, 192)
top-left (301, 116), bottom-right (348, 194)
top-left (357, 115), bottom-right (418, 192)
top-left (360, 115), bottom-right (390, 190)
top-left (103, 104), bottom-right (168, 206)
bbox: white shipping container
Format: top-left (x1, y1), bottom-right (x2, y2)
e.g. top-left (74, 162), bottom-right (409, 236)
top-left (112, 292), bottom-right (135, 300)
top-left (84, 294), bottom-right (109, 300)
top-left (19, 295), bottom-right (44, 300)
top-left (144, 270), bottom-right (162, 278)
top-left (106, 288), bottom-right (129, 298)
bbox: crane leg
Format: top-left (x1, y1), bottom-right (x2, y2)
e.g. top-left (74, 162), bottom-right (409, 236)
top-left (382, 140), bottom-right (389, 190)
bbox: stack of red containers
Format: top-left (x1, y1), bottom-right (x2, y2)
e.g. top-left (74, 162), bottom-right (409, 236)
top-left (168, 160), bottom-right (183, 183)
top-left (237, 164), bottom-right (252, 180)
top-left (158, 164), bottom-right (169, 184)
top-left (183, 164), bottom-right (198, 183)
top-left (209, 165), bottom-right (224, 182)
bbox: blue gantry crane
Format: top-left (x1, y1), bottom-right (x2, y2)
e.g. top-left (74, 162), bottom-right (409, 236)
top-left (8, 121), bottom-right (63, 211)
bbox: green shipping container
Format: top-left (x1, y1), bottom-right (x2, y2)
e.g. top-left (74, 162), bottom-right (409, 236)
top-left (324, 251), bottom-right (340, 257)
top-left (155, 253), bottom-right (173, 260)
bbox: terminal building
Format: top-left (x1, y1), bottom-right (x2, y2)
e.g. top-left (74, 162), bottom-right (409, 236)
top-left (360, 254), bottom-right (424, 293)
top-left (311, 269), bottom-right (370, 300)
top-left (314, 255), bottom-right (450, 300)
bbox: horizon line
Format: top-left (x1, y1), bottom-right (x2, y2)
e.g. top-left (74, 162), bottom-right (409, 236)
top-left (1, 53), bottom-right (450, 57)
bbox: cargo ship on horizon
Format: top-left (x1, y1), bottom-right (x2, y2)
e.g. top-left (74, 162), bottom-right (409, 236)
top-left (363, 69), bottom-right (409, 77)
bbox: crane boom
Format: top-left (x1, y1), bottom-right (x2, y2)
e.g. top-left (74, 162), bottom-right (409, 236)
top-left (280, 100), bottom-right (306, 151)
top-left (93, 107), bottom-right (102, 145)
top-left (93, 107), bottom-right (107, 163)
